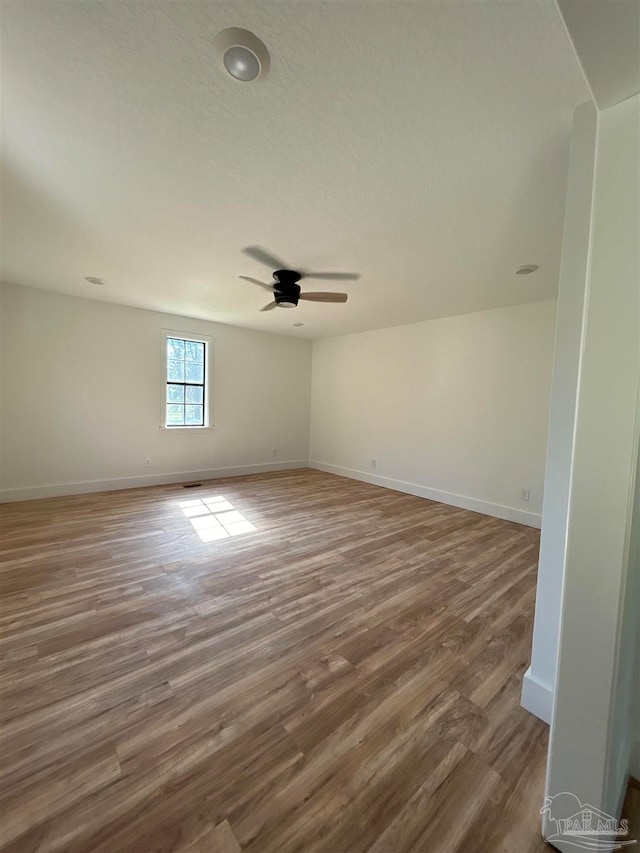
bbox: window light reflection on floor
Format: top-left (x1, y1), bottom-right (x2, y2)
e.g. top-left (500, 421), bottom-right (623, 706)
top-left (178, 496), bottom-right (256, 542)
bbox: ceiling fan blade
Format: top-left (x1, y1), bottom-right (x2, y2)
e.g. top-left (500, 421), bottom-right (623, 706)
top-left (299, 292), bottom-right (348, 303)
top-left (302, 272), bottom-right (360, 281)
top-left (243, 246), bottom-right (289, 270)
top-left (260, 301), bottom-right (277, 311)
top-left (239, 275), bottom-right (274, 291)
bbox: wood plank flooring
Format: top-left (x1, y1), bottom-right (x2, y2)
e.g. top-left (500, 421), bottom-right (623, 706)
top-left (621, 778), bottom-right (640, 848)
top-left (0, 469), bottom-right (551, 852)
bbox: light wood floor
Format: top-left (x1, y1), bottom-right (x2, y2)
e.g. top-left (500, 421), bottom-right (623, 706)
top-left (0, 469), bottom-right (551, 853)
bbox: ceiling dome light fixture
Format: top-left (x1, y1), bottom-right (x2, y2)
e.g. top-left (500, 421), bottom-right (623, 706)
top-left (213, 28), bottom-right (270, 83)
top-left (516, 264), bottom-right (539, 275)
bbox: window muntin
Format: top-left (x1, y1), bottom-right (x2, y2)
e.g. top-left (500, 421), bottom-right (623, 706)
top-left (165, 336), bottom-right (207, 427)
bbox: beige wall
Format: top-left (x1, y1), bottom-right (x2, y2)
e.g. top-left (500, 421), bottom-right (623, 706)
top-left (310, 299), bottom-right (557, 526)
top-left (0, 283), bottom-right (312, 499)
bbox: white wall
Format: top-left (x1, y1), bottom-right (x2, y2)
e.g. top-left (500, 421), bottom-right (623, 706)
top-left (557, 0), bottom-right (640, 110)
top-left (0, 283), bottom-right (312, 500)
top-left (544, 93), bottom-right (640, 845)
top-left (310, 299), bottom-right (557, 527)
top-left (0, 283), bottom-right (3, 487)
top-left (607, 448), bottom-right (640, 793)
top-left (522, 101), bottom-right (598, 724)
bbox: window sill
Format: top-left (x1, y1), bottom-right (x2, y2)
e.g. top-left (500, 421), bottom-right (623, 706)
top-left (159, 425), bottom-right (215, 432)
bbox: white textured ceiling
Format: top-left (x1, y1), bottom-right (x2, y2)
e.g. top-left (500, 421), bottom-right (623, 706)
top-left (1, 0), bottom-right (589, 339)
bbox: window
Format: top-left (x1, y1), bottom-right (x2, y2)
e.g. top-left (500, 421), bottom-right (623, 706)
top-left (162, 332), bottom-right (212, 428)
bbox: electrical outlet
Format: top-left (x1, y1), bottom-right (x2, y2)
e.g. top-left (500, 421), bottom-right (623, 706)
top-left (520, 488), bottom-right (530, 502)
top-left (371, 459), bottom-right (377, 469)
top-left (272, 449), bottom-right (278, 458)
top-left (145, 457), bottom-right (152, 467)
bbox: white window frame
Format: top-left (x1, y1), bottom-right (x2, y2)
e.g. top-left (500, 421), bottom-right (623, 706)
top-left (160, 329), bottom-right (214, 430)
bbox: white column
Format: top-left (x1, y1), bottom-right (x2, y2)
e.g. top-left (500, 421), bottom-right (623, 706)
top-left (521, 100), bottom-right (598, 723)
top-left (544, 93), bottom-right (640, 845)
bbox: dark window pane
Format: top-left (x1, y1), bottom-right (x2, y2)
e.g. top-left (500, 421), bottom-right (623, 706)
top-left (166, 404), bottom-right (184, 425)
top-left (185, 341), bottom-right (204, 362)
top-left (167, 384), bottom-right (184, 404)
top-left (185, 385), bottom-right (203, 404)
top-left (185, 405), bottom-right (204, 425)
top-left (167, 338), bottom-right (185, 360)
top-left (167, 359), bottom-right (185, 382)
top-left (185, 361), bottom-right (204, 383)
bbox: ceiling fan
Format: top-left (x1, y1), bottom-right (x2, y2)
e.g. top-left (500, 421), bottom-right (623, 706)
top-left (240, 246), bottom-right (359, 311)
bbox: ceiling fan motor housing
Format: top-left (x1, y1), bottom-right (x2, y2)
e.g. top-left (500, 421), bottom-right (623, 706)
top-left (274, 294), bottom-right (298, 307)
top-left (273, 270), bottom-right (301, 307)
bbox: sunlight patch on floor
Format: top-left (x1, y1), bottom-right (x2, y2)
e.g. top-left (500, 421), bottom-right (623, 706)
top-left (177, 496), bottom-right (256, 542)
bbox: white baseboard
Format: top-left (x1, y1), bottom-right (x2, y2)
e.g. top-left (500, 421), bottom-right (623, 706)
top-left (309, 460), bottom-right (542, 528)
top-left (521, 666), bottom-right (553, 724)
top-left (0, 460), bottom-right (309, 503)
